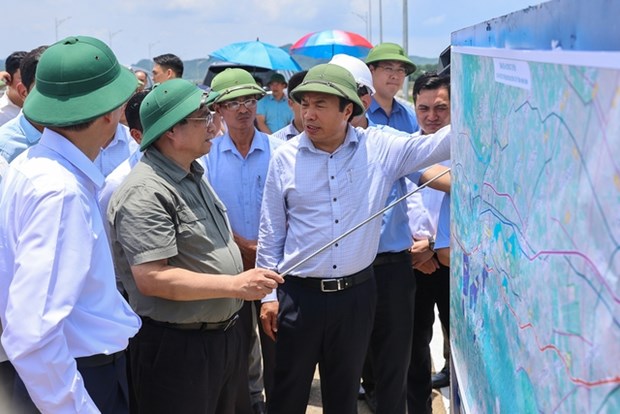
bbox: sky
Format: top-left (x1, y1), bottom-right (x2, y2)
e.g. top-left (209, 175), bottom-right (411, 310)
top-left (1, 0), bottom-right (539, 67)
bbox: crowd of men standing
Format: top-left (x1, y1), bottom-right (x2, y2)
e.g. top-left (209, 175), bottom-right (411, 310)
top-left (0, 35), bottom-right (452, 414)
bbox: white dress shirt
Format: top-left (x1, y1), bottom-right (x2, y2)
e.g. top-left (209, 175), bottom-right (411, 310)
top-left (0, 129), bottom-right (141, 413)
top-left (94, 123), bottom-right (139, 177)
top-left (257, 124), bottom-right (451, 301)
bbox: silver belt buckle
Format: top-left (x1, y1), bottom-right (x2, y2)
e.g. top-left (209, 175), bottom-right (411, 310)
top-left (321, 278), bottom-right (344, 292)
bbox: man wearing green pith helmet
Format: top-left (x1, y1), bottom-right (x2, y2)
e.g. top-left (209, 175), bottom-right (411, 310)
top-left (0, 35), bottom-right (141, 413)
top-left (107, 78), bottom-right (283, 414)
top-left (256, 63), bottom-right (452, 414)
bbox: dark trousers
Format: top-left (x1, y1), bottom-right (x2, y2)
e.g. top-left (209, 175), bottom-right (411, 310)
top-left (131, 319), bottom-right (245, 414)
top-left (235, 300), bottom-right (262, 414)
top-left (268, 270), bottom-right (377, 414)
top-left (363, 255), bottom-right (416, 414)
top-left (0, 360), bottom-right (39, 413)
top-left (253, 300), bottom-right (276, 401)
top-left (77, 353), bottom-right (130, 414)
top-left (407, 263), bottom-right (450, 414)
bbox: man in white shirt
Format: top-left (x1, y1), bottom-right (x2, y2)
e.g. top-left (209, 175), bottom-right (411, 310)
top-left (0, 35), bottom-right (141, 413)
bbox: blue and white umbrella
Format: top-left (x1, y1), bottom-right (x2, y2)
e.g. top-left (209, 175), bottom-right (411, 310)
top-left (210, 40), bottom-right (302, 71)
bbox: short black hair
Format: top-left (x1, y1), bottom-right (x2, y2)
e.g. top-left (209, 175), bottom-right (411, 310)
top-left (19, 46), bottom-right (48, 90)
top-left (153, 53), bottom-right (184, 78)
top-left (125, 90), bottom-right (149, 132)
top-left (5, 51), bottom-right (27, 77)
top-left (412, 72), bottom-right (450, 103)
top-left (287, 70), bottom-right (308, 99)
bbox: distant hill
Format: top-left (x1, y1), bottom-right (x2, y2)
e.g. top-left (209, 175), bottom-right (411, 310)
top-left (132, 47), bottom-right (438, 83)
top-left (4, 49), bottom-right (436, 85)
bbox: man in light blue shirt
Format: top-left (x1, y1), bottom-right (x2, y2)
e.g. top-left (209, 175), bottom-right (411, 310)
top-left (257, 63), bottom-right (450, 414)
top-left (205, 68), bottom-right (282, 414)
top-left (0, 46), bottom-right (47, 164)
top-left (94, 123), bottom-right (139, 177)
top-left (366, 43), bottom-right (419, 133)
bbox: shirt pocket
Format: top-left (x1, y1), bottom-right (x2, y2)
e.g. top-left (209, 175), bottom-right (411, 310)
top-left (176, 205), bottom-right (209, 240)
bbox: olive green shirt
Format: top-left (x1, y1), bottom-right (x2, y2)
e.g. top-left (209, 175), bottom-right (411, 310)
top-left (108, 147), bottom-right (243, 323)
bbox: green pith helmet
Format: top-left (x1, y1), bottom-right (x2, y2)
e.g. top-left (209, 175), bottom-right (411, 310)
top-left (23, 35), bottom-right (137, 127)
top-left (139, 79), bottom-right (218, 150)
top-left (209, 68), bottom-right (265, 106)
top-left (289, 63), bottom-right (365, 117)
top-left (365, 42), bottom-right (417, 75)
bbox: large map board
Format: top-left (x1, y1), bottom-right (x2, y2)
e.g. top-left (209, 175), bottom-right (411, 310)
top-left (451, 45), bottom-right (620, 412)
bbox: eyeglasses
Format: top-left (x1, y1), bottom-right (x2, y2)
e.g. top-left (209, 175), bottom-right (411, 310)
top-left (185, 111), bottom-right (215, 128)
top-left (220, 98), bottom-right (258, 111)
top-left (377, 65), bottom-right (408, 76)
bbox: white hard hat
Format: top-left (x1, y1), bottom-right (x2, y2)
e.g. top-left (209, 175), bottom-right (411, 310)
top-left (329, 54), bottom-right (375, 95)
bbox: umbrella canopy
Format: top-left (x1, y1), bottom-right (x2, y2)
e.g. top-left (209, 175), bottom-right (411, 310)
top-left (210, 40), bottom-right (301, 71)
top-left (290, 30), bottom-right (373, 59)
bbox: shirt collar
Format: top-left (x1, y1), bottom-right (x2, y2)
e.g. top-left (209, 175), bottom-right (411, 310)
top-left (144, 146), bottom-right (205, 184)
top-left (369, 97), bottom-right (402, 116)
top-left (17, 112), bottom-right (43, 144)
top-left (298, 124), bottom-right (359, 154)
top-left (38, 128), bottom-right (105, 188)
top-left (220, 129), bottom-right (268, 156)
top-left (103, 124), bottom-right (129, 150)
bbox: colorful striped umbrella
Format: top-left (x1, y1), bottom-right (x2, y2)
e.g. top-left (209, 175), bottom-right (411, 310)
top-left (290, 30), bottom-right (373, 59)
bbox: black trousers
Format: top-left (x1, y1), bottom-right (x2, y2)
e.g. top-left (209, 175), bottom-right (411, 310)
top-left (407, 263), bottom-right (450, 414)
top-left (363, 255), bottom-right (416, 414)
top-left (130, 319), bottom-right (245, 414)
top-left (0, 360), bottom-right (38, 413)
top-left (77, 353), bottom-right (130, 414)
top-left (268, 270), bottom-right (377, 414)
top-left (253, 300), bottom-right (276, 401)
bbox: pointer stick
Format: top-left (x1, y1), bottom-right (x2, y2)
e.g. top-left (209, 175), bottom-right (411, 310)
top-left (278, 168), bottom-right (451, 277)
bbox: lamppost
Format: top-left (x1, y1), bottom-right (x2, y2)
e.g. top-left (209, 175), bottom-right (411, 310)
top-left (148, 41), bottom-right (161, 60)
top-left (402, 0), bottom-right (409, 99)
top-left (352, 11), bottom-right (370, 41)
top-left (109, 29), bottom-right (122, 49)
top-left (378, 0), bottom-right (383, 43)
top-left (55, 16), bottom-right (72, 41)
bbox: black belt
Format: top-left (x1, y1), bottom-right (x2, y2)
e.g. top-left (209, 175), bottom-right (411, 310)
top-left (76, 350), bottom-right (124, 369)
top-left (141, 314), bottom-right (239, 332)
top-left (287, 266), bottom-right (373, 293)
top-left (372, 250), bottom-right (411, 267)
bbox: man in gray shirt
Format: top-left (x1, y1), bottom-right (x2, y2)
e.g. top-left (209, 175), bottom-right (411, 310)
top-left (108, 79), bottom-right (283, 414)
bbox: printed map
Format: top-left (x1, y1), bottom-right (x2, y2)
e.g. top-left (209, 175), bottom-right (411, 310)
top-left (451, 47), bottom-right (620, 413)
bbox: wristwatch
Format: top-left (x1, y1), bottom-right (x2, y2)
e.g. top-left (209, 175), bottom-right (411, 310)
top-left (428, 235), bottom-right (435, 253)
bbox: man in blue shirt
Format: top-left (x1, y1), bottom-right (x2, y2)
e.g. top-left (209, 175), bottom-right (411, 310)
top-left (256, 73), bottom-right (293, 134)
top-left (206, 68), bottom-right (282, 414)
top-left (366, 43), bottom-right (419, 133)
top-left (257, 63), bottom-right (450, 414)
top-left (0, 46), bottom-right (47, 163)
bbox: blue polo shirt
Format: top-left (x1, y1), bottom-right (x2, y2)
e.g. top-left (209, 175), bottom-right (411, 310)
top-left (367, 97), bottom-right (419, 134)
top-left (368, 119), bottom-right (417, 254)
top-left (257, 94), bottom-right (293, 133)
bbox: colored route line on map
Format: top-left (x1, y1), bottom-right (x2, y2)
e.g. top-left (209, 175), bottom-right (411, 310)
top-left (456, 231), bottom-right (620, 388)
top-left (471, 236), bottom-right (620, 388)
top-left (514, 99), bottom-right (619, 246)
